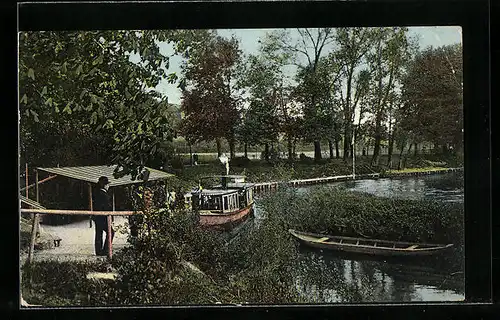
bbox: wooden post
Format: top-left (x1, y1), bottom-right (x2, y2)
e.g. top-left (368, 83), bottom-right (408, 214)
top-left (107, 189), bottom-right (115, 259)
top-left (27, 213), bottom-right (39, 266)
top-left (107, 214), bottom-right (112, 259)
top-left (27, 170), bottom-right (40, 266)
top-left (88, 183), bottom-right (93, 228)
top-left (35, 170), bottom-right (40, 235)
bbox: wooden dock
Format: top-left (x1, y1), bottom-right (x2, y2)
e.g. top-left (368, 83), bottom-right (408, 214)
top-left (253, 181), bottom-right (280, 193)
top-left (288, 173), bottom-right (380, 187)
top-left (252, 173), bottom-right (381, 193)
top-left (382, 167), bottom-right (463, 178)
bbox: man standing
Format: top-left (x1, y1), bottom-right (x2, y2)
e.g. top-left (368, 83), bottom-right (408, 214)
top-left (92, 176), bottom-right (114, 256)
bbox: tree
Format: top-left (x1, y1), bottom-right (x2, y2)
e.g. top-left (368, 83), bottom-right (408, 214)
top-left (180, 32), bottom-right (243, 158)
top-left (334, 28), bottom-right (378, 161)
top-left (19, 30), bottom-right (194, 178)
top-left (364, 27), bottom-right (413, 166)
top-left (237, 52), bottom-right (283, 161)
top-left (400, 44), bottom-right (463, 154)
top-left (264, 28), bottom-right (335, 160)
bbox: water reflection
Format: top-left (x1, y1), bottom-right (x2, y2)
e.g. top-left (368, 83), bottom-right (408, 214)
top-left (291, 172), bottom-right (465, 302)
top-left (296, 247), bottom-right (464, 303)
top-left (342, 172), bottom-right (464, 203)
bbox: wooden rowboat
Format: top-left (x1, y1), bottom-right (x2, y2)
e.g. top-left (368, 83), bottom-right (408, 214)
top-left (289, 229), bottom-right (453, 257)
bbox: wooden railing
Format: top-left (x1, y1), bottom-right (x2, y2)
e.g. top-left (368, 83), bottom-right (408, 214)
top-left (20, 208), bottom-right (138, 216)
top-left (22, 208), bottom-right (142, 264)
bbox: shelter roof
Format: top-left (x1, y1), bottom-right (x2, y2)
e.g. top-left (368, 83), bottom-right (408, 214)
top-left (37, 165), bottom-right (174, 187)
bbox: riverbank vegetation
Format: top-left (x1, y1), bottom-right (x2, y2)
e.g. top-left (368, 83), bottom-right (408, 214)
top-left (22, 183), bottom-right (463, 306)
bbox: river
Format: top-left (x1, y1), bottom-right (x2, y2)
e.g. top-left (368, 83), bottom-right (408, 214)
top-left (253, 172), bottom-right (465, 303)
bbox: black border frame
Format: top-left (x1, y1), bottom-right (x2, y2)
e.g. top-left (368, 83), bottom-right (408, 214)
top-left (8, 0), bottom-right (493, 318)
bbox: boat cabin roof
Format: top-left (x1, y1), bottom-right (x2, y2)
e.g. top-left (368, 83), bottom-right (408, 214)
top-left (200, 175), bottom-right (246, 180)
top-left (192, 189), bottom-right (240, 196)
top-left (213, 182), bottom-right (255, 189)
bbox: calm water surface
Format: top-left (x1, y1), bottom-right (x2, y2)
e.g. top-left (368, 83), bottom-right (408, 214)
top-left (255, 172), bottom-right (465, 303)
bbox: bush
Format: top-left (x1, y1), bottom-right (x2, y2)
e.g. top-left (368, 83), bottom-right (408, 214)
top-left (299, 153), bottom-right (313, 163)
top-left (231, 156), bottom-right (251, 167)
top-left (21, 259), bottom-right (112, 306)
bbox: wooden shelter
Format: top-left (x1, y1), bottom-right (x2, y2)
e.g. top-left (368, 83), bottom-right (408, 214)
top-left (21, 165), bottom-right (174, 262)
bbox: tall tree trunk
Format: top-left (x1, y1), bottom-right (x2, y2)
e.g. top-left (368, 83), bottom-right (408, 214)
top-left (287, 136), bottom-right (293, 161)
top-left (343, 66), bottom-right (355, 162)
top-left (414, 143), bottom-right (418, 156)
top-left (442, 144), bottom-right (448, 155)
top-left (189, 143), bottom-right (193, 166)
top-left (314, 141), bottom-right (322, 160)
top-left (371, 113), bottom-right (383, 166)
top-left (328, 139), bottom-right (334, 159)
top-left (387, 132), bottom-right (395, 169)
top-left (371, 135), bottom-right (382, 166)
top-left (397, 141), bottom-right (406, 170)
top-left (216, 138), bottom-right (222, 158)
top-left (264, 143), bottom-right (270, 161)
top-left (335, 138), bottom-right (340, 159)
top-left (403, 143), bottom-right (413, 169)
top-left (244, 143), bottom-right (248, 158)
top-left (229, 137), bottom-right (236, 159)
top-left (333, 123), bottom-right (340, 159)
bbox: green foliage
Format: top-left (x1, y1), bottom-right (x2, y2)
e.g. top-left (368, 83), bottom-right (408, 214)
top-left (400, 44), bottom-right (463, 151)
top-left (231, 156), bottom-right (251, 167)
top-left (180, 31), bottom-right (243, 150)
top-left (21, 259), bottom-right (111, 306)
top-left (19, 30), bottom-right (188, 177)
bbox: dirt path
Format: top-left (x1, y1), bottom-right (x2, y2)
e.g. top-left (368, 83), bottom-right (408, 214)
top-left (21, 216), bottom-right (130, 264)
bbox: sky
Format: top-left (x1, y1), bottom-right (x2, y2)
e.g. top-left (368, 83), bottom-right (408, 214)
top-left (151, 26), bottom-right (462, 106)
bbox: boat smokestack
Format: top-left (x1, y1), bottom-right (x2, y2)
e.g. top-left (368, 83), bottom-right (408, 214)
top-left (219, 154), bottom-right (230, 175)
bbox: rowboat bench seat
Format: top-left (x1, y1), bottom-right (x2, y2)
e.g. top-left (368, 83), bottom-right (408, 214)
top-left (317, 237), bottom-right (330, 243)
top-left (405, 244), bottom-right (418, 250)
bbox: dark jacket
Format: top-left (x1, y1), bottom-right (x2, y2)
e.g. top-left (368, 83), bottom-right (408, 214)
top-left (93, 188), bottom-right (111, 224)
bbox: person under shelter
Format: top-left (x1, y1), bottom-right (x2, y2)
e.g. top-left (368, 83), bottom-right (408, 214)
top-left (92, 176), bottom-right (114, 256)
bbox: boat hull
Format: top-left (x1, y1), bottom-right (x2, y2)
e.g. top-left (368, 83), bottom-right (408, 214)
top-left (199, 204), bottom-right (253, 231)
top-left (289, 229), bottom-right (453, 257)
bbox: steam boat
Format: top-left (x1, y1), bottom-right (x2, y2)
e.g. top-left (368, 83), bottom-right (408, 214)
top-left (191, 175), bottom-right (255, 230)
